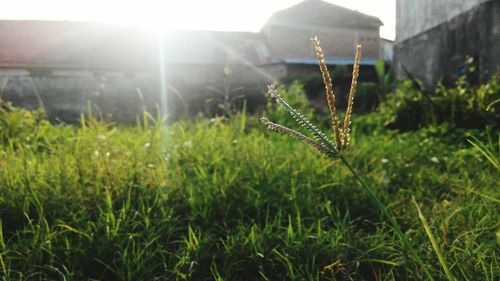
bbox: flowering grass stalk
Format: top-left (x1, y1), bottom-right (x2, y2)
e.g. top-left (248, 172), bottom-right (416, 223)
top-left (262, 37), bottom-right (435, 279)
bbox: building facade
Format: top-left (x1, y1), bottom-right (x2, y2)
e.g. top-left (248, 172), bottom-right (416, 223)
top-left (0, 22), bottom-right (282, 121)
top-left (395, 0), bottom-right (500, 89)
top-left (261, 0), bottom-right (382, 61)
top-left (0, 0), bottom-right (387, 121)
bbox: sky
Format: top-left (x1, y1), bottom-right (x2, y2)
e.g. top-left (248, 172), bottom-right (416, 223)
top-left (0, 0), bottom-right (396, 40)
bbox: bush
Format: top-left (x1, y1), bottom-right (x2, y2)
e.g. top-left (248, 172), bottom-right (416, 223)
top-left (380, 73), bottom-right (500, 131)
top-left (0, 99), bottom-right (50, 147)
top-left (356, 59), bottom-right (396, 111)
top-left (281, 74), bottom-right (325, 100)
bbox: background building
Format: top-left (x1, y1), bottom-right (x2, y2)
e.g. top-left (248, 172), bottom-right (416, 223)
top-left (395, 0), bottom-right (500, 89)
top-left (0, 22), bottom-right (282, 121)
top-left (261, 0), bottom-right (382, 60)
top-left (0, 0), bottom-right (388, 122)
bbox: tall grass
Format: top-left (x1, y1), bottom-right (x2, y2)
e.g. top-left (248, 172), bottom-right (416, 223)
top-left (0, 101), bottom-right (498, 279)
top-left (0, 35), bottom-right (499, 279)
top-left (412, 196), bottom-right (455, 281)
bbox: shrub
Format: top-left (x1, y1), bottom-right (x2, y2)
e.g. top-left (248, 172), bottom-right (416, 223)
top-left (356, 59), bottom-right (396, 111)
top-left (281, 73), bottom-right (325, 99)
top-left (380, 73), bottom-right (500, 131)
top-left (0, 99), bottom-right (50, 147)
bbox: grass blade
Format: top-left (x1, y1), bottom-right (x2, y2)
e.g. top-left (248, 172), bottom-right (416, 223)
top-left (412, 196), bottom-right (456, 281)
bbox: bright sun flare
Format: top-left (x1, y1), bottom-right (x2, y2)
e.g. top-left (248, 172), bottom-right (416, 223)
top-left (1, 0), bottom-right (395, 39)
top-left (1, 0), bottom-right (273, 31)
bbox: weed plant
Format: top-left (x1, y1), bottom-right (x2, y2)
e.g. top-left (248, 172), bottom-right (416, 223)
top-left (381, 73), bottom-right (500, 131)
top-left (261, 37), bottom-right (440, 280)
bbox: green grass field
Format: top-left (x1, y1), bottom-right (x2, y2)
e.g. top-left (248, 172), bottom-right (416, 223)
top-left (0, 103), bottom-right (498, 280)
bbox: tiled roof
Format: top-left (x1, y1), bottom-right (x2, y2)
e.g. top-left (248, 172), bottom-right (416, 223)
top-left (0, 21), bottom-right (276, 69)
top-left (267, 0), bottom-right (383, 28)
top-left (0, 20), bottom-right (155, 69)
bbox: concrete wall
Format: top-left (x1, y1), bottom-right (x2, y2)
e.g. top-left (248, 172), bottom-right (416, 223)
top-left (0, 64), bottom-right (283, 122)
top-left (396, 0), bottom-right (490, 42)
top-left (0, 70), bottom-right (160, 123)
top-left (395, 0), bottom-right (500, 89)
top-left (379, 39), bottom-right (394, 62)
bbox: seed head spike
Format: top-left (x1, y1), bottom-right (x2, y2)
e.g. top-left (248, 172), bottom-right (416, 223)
top-left (311, 36), bottom-right (342, 151)
top-left (342, 44), bottom-right (362, 150)
top-left (261, 117), bottom-right (335, 157)
top-left (263, 37), bottom-right (360, 157)
top-left (266, 84), bottom-right (280, 100)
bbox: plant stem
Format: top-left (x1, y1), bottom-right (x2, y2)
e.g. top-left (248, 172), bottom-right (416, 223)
top-left (339, 155), bottom-right (435, 280)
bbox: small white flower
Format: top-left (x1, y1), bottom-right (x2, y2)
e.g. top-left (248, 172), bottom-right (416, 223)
top-left (143, 142), bottom-right (151, 148)
top-left (381, 158), bottom-right (389, 164)
top-left (430, 157), bottom-right (439, 163)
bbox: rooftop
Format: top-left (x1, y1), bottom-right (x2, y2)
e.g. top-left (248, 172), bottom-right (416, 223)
top-left (0, 21), bottom-right (275, 69)
top-left (266, 0), bottom-right (383, 29)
